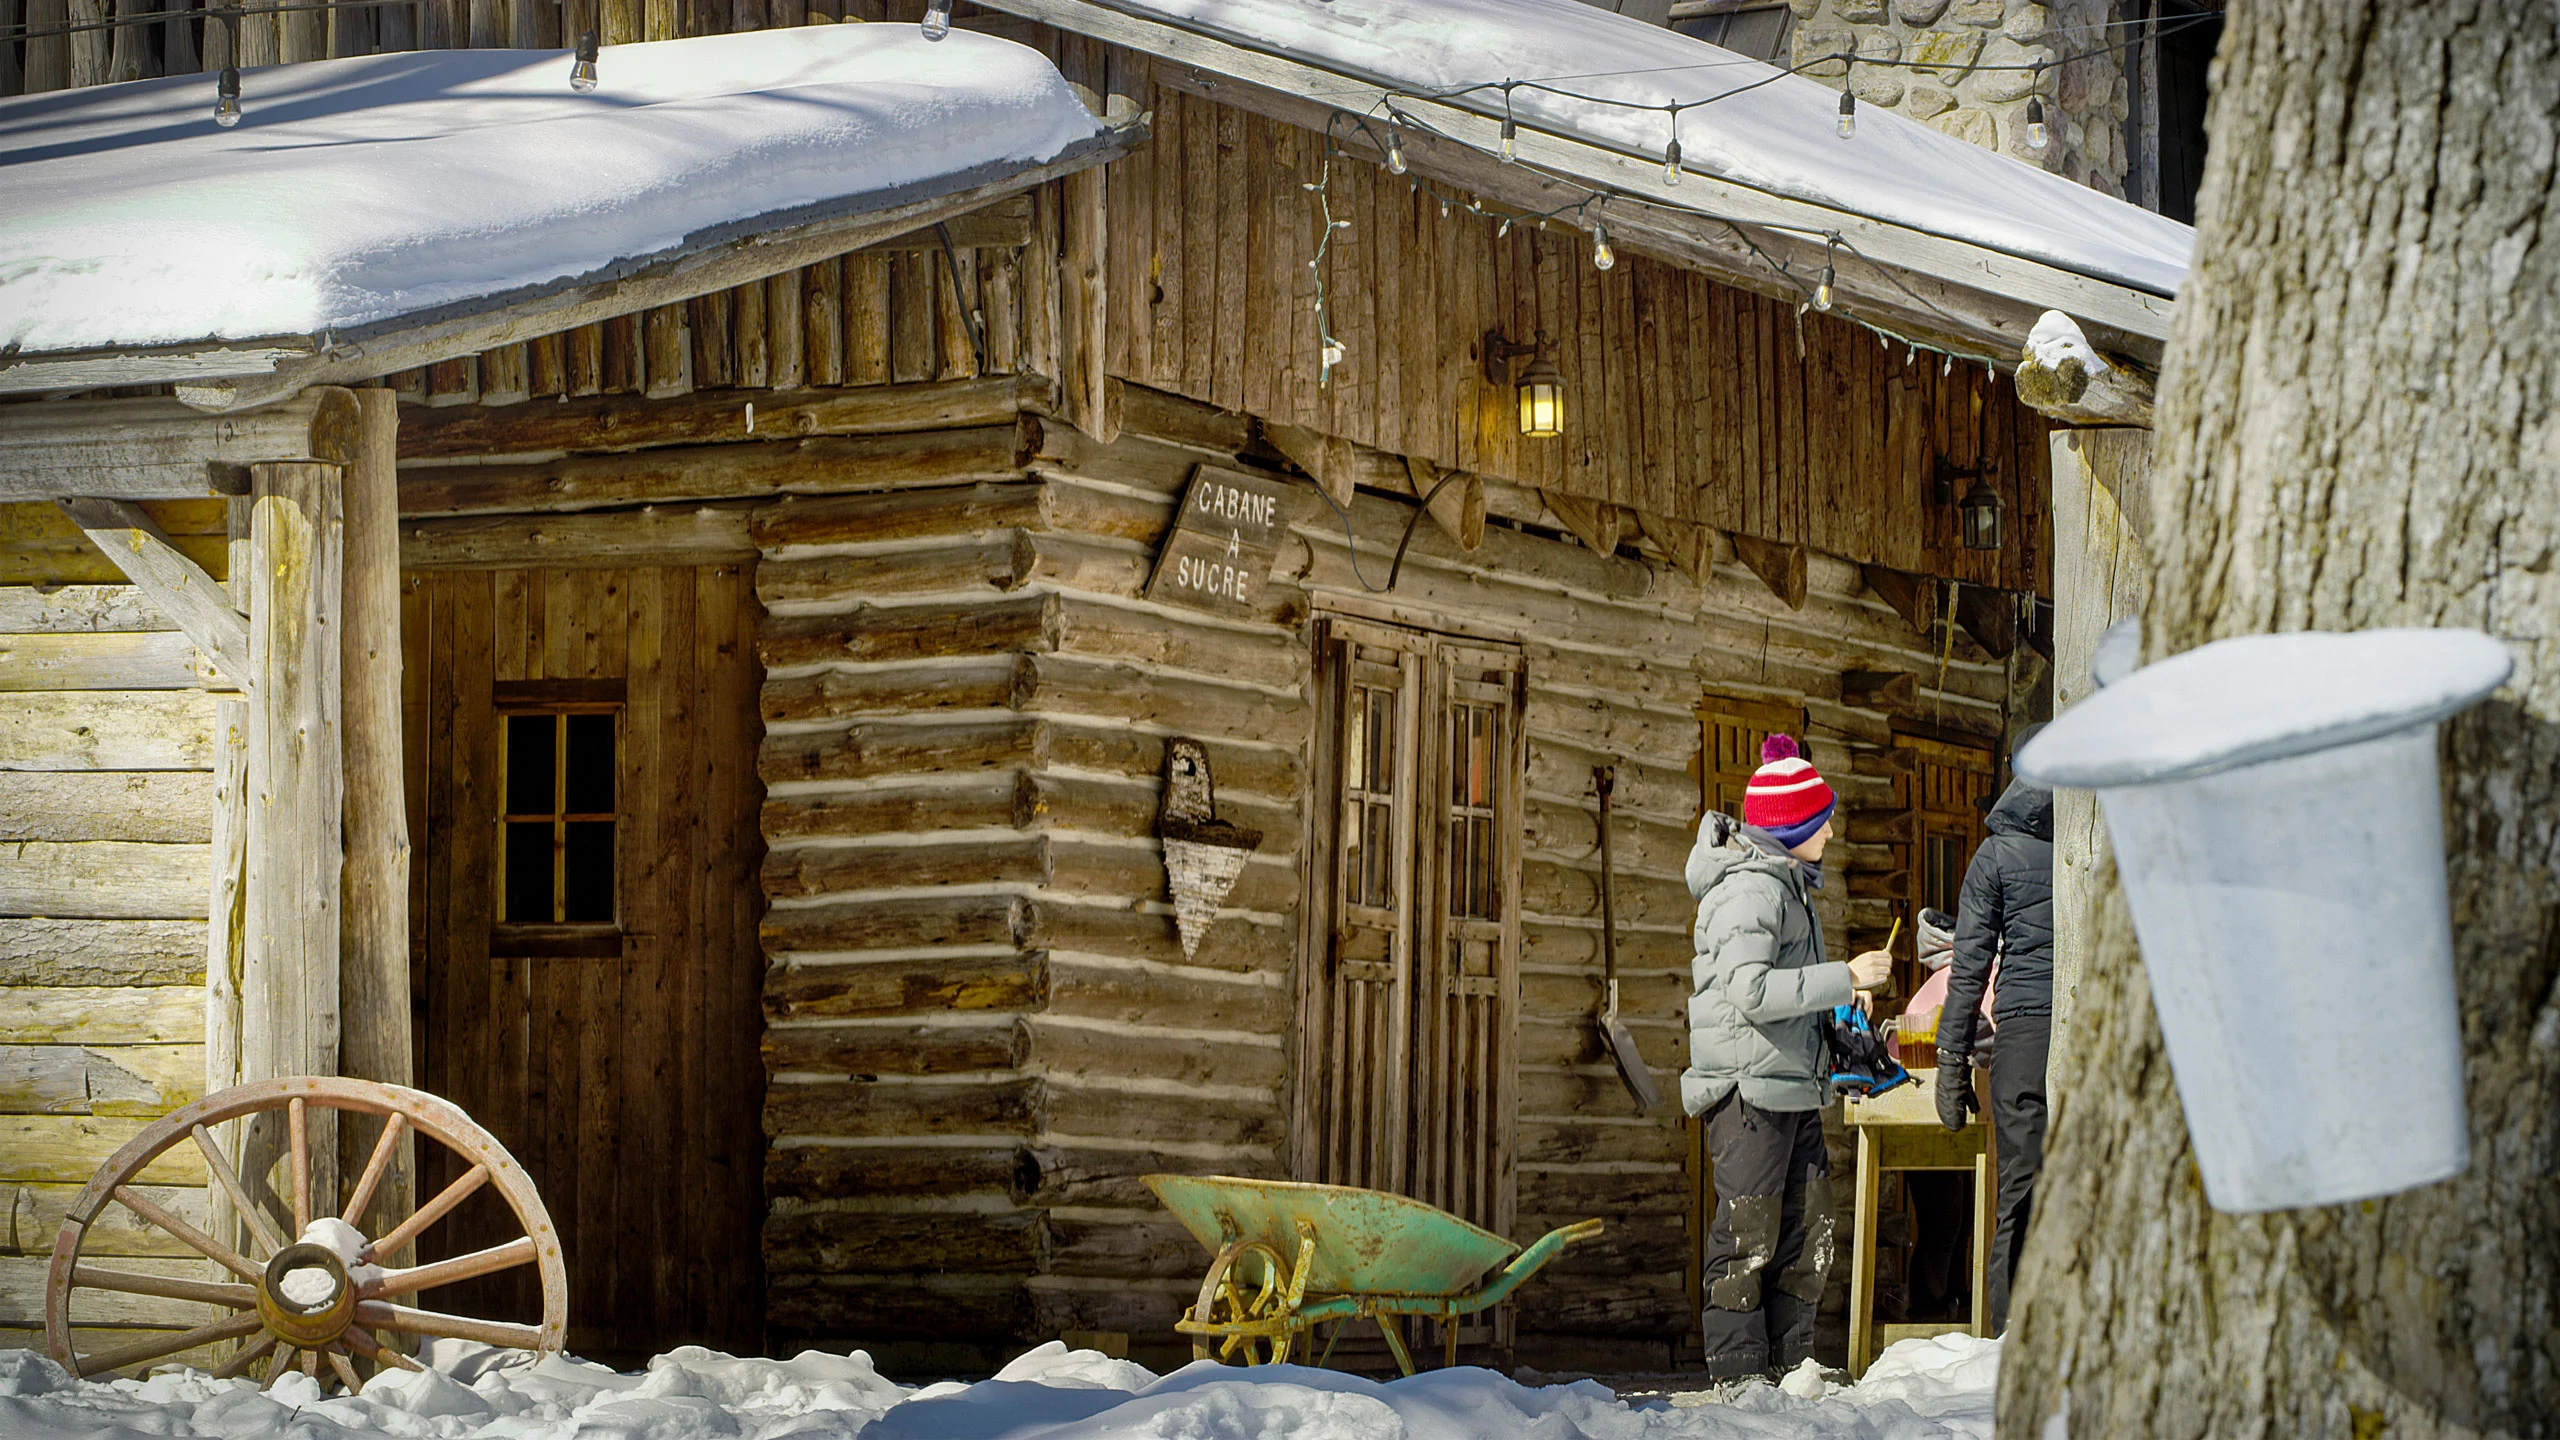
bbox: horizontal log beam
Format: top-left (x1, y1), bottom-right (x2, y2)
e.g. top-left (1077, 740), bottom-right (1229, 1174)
top-left (0, 632), bottom-right (224, 692)
top-left (0, 841), bottom-right (211, 919)
top-left (0, 390), bottom-right (360, 500)
top-left (399, 506), bottom-right (755, 569)
top-left (857, 196), bottom-right (1034, 256)
top-left (396, 374), bottom-right (1051, 462)
top-left (0, 920), bottom-right (206, 988)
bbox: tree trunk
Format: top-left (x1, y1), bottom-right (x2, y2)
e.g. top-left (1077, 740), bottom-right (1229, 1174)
top-left (2001, 5), bottom-right (2560, 1437)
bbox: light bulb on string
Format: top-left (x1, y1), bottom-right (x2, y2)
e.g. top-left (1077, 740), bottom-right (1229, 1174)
top-left (1813, 236), bottom-right (1836, 311)
top-left (1320, 335), bottom-right (1346, 384)
top-left (213, 65), bottom-right (242, 127)
top-left (1385, 127), bottom-right (1407, 175)
top-left (1662, 135), bottom-right (1682, 187)
top-left (2025, 95), bottom-right (2049, 151)
top-left (1836, 87), bottom-right (1856, 140)
top-left (921, 0), bottom-right (951, 41)
top-left (1499, 83), bottom-right (1518, 163)
top-left (1497, 216), bottom-right (1512, 239)
top-left (569, 29), bottom-right (600, 92)
top-left (1591, 223), bottom-right (1615, 272)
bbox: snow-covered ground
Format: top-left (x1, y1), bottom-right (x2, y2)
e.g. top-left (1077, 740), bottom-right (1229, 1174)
top-left (0, 1334), bottom-right (1996, 1439)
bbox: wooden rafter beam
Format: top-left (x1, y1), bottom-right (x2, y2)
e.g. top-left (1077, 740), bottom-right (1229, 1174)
top-left (1730, 533), bottom-right (1807, 609)
top-left (54, 497), bottom-right (251, 691)
top-left (0, 389), bottom-right (361, 501)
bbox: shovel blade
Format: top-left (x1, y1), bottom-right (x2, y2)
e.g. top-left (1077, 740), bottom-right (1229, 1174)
top-left (1602, 1014), bottom-right (1662, 1113)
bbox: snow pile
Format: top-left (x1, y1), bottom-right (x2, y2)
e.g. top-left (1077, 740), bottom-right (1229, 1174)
top-left (0, 26), bottom-right (1108, 355)
top-left (0, 1335), bottom-right (1999, 1439)
top-left (1109, 0), bottom-right (2190, 295)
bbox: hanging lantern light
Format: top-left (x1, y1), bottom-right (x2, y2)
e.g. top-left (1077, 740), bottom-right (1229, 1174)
top-left (1959, 474), bottom-right (2003, 550)
top-left (1517, 353), bottom-right (1566, 438)
top-left (1486, 330), bottom-right (1565, 439)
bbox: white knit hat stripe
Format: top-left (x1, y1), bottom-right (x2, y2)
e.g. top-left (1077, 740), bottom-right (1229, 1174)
top-left (1749, 773), bottom-right (1829, 797)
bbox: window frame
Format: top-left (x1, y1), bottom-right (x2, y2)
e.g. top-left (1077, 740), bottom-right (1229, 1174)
top-left (490, 677), bottom-right (626, 959)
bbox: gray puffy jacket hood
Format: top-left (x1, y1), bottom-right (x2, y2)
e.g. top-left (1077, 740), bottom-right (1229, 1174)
top-left (1679, 813), bottom-right (1855, 1115)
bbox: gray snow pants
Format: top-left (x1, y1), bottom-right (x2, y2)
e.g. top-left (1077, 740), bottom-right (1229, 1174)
top-left (1698, 1095), bottom-right (1835, 1380)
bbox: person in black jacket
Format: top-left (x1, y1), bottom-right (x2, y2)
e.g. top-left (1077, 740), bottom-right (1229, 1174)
top-left (1935, 723), bottom-right (2052, 1335)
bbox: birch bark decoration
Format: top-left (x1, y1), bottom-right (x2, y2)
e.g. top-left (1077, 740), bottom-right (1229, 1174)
top-left (1157, 738), bottom-right (1263, 960)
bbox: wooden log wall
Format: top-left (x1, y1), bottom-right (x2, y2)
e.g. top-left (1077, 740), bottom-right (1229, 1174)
top-left (730, 383), bottom-right (2009, 1368)
top-left (0, 510), bottom-right (225, 1365)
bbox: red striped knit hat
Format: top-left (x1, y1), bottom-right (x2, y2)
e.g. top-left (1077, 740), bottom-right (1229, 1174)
top-left (1743, 735), bottom-right (1835, 847)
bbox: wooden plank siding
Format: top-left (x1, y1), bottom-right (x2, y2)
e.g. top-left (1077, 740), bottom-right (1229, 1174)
top-left (0, 571), bottom-right (218, 1359)
top-left (1100, 84), bottom-right (2052, 599)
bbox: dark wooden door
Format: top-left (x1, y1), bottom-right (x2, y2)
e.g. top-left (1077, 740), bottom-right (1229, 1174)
top-left (1893, 732), bottom-right (1994, 990)
top-left (401, 563), bottom-right (766, 1361)
top-left (1298, 617), bottom-right (1524, 1355)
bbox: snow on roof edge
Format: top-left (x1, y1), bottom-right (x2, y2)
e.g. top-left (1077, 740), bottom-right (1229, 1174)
top-left (1061, 0), bottom-right (2192, 302)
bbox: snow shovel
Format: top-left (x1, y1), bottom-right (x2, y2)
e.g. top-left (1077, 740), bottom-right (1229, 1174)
top-left (1593, 766), bottom-right (1663, 1113)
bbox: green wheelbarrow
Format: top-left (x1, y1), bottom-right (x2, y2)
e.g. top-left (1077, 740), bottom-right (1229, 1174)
top-left (1143, 1173), bottom-right (1603, 1376)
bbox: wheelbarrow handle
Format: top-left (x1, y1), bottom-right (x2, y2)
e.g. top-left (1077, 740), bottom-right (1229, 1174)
top-left (1422, 1217), bottom-right (1607, 1320)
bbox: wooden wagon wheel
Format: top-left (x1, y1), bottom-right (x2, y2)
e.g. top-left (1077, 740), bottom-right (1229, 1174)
top-left (1188, 1238), bottom-right (1296, 1366)
top-left (45, 1076), bottom-right (566, 1389)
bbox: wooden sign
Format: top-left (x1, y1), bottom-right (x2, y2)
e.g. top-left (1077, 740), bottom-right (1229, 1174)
top-left (1144, 464), bottom-right (1292, 619)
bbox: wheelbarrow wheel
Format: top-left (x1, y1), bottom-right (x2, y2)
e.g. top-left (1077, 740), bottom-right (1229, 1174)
top-left (1189, 1238), bottom-right (1295, 1366)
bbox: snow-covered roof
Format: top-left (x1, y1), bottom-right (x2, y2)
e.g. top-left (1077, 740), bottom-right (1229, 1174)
top-left (0, 26), bottom-right (1119, 397)
top-left (988, 0), bottom-right (2187, 351)
top-left (1117, 0), bottom-right (2185, 292)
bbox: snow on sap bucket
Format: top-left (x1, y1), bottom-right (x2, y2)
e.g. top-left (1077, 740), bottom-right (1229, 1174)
top-left (2017, 628), bottom-right (2512, 1213)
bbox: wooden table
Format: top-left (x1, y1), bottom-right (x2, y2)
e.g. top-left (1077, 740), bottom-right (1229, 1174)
top-left (1843, 1068), bottom-right (1994, 1377)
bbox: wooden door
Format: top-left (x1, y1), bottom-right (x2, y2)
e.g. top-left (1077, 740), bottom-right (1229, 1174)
top-left (401, 564), bottom-right (766, 1362)
top-left (1893, 732), bottom-right (1995, 989)
top-left (1298, 618), bottom-right (1525, 1350)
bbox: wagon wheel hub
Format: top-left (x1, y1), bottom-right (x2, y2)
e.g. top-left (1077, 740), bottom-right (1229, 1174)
top-left (257, 1243), bottom-right (359, 1349)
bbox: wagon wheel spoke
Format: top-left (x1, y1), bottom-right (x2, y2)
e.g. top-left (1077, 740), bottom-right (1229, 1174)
top-left (112, 1185), bottom-right (261, 1283)
top-left (341, 1113), bottom-right (408, 1228)
top-left (288, 1097), bottom-right (313, 1235)
top-left (342, 1324), bottom-right (424, 1374)
top-left (76, 1312), bottom-right (264, 1378)
top-left (263, 1343), bottom-right (293, 1385)
top-left (360, 1164), bottom-right (490, 1265)
top-left (190, 1124), bottom-right (287, 1259)
top-left (355, 1298), bottom-right (546, 1350)
top-left (363, 1236), bottom-right (537, 1300)
top-left (325, 1347), bottom-right (365, 1394)
top-left (213, 1332), bottom-right (280, 1381)
top-left (68, 1263), bottom-right (257, 1310)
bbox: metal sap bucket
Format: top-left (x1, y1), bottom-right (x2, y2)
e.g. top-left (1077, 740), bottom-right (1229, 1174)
top-left (2018, 629), bottom-right (2512, 1212)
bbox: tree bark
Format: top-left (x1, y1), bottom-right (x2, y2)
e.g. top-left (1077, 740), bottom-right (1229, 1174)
top-left (2002, 4), bottom-right (2560, 1437)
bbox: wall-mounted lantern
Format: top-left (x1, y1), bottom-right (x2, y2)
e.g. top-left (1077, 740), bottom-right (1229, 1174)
top-left (2017, 628), bottom-right (2514, 1213)
top-left (1485, 329), bottom-right (1565, 438)
top-left (1958, 474), bottom-right (2003, 551)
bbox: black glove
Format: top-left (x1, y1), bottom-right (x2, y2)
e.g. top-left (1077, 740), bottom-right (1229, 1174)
top-left (1934, 1064), bottom-right (1978, 1132)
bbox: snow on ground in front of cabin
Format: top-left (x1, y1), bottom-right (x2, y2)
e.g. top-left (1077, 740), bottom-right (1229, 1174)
top-left (0, 1334), bottom-right (1996, 1440)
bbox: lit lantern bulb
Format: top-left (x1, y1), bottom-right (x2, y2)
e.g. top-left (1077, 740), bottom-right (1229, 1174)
top-left (1385, 130), bottom-right (1407, 175)
top-left (921, 0), bottom-right (951, 40)
top-left (213, 66), bottom-right (242, 127)
top-left (1591, 224), bottom-right (1615, 272)
top-left (1499, 114), bottom-right (1517, 163)
top-left (1814, 263), bottom-right (1835, 312)
top-left (1836, 89), bottom-right (1856, 140)
top-left (2025, 95), bottom-right (2050, 151)
top-left (569, 30), bottom-right (600, 92)
top-left (1662, 136), bottom-right (1682, 187)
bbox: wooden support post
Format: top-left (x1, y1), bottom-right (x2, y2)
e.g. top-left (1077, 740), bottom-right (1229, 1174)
top-left (242, 461), bottom-right (344, 1211)
top-left (338, 391), bottom-right (414, 1248)
top-left (1730, 533), bottom-right (1807, 610)
top-left (53, 498), bottom-right (252, 688)
top-left (1057, 37), bottom-right (1114, 444)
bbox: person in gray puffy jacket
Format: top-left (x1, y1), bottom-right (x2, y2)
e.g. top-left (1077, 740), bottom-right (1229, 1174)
top-left (1684, 736), bottom-right (1891, 1380)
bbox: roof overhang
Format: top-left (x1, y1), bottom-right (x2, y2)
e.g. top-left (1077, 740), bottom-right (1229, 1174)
top-left (974, 0), bottom-right (2179, 366)
top-left (0, 30), bottom-right (1143, 411)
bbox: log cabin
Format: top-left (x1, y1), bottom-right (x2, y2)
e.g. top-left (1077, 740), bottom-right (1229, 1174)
top-left (0, 0), bottom-right (2186, 1377)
